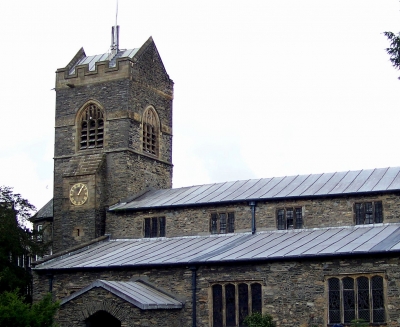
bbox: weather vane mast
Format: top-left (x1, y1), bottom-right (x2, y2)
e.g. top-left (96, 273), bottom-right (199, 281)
top-left (110, 0), bottom-right (119, 55)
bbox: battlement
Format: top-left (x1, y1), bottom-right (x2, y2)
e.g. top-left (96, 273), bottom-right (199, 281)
top-left (56, 50), bottom-right (136, 89)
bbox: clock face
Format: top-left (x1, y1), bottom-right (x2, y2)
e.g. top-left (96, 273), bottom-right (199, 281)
top-left (69, 183), bottom-right (88, 206)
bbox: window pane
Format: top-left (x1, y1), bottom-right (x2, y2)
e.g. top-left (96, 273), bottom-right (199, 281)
top-left (328, 278), bottom-right (341, 323)
top-left (372, 276), bottom-right (384, 323)
top-left (151, 217), bottom-right (158, 238)
top-left (343, 277), bottom-right (355, 323)
top-left (277, 210), bottom-right (285, 230)
top-left (286, 209), bottom-right (294, 229)
top-left (228, 213), bottom-right (235, 233)
top-left (251, 283), bottom-right (262, 314)
top-left (355, 203), bottom-right (364, 225)
top-left (365, 203), bottom-right (373, 224)
top-left (144, 219), bottom-right (151, 238)
top-left (159, 217), bottom-right (166, 237)
top-left (226, 284), bottom-right (236, 326)
top-left (295, 208), bottom-right (302, 229)
top-left (211, 214), bottom-right (218, 234)
top-left (374, 202), bottom-right (383, 223)
top-left (212, 285), bottom-right (223, 327)
top-left (220, 213), bottom-right (227, 234)
top-left (238, 284), bottom-right (248, 327)
top-left (357, 277), bottom-right (370, 322)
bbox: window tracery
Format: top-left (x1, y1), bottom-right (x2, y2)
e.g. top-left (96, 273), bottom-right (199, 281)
top-left (79, 103), bottom-right (104, 150)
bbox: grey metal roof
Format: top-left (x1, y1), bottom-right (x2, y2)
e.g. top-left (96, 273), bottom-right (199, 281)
top-left (60, 279), bottom-right (182, 309)
top-left (109, 167), bottom-right (400, 211)
top-left (34, 224), bottom-right (400, 271)
top-left (69, 48), bottom-right (139, 74)
top-left (30, 199), bottom-right (53, 222)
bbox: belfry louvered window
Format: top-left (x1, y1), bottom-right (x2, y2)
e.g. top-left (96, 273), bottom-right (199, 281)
top-left (328, 275), bottom-right (385, 324)
top-left (142, 108), bottom-right (159, 156)
top-left (212, 282), bottom-right (262, 327)
top-left (80, 104), bottom-right (104, 150)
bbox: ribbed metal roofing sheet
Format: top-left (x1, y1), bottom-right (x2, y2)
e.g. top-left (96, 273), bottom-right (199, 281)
top-left (60, 279), bottom-right (182, 309)
top-left (109, 167), bottom-right (400, 211)
top-left (34, 224), bottom-right (400, 271)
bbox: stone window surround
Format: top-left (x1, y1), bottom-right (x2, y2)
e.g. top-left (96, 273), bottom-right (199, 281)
top-left (325, 272), bottom-right (386, 325)
top-left (354, 201), bottom-right (383, 225)
top-left (276, 207), bottom-right (303, 230)
top-left (210, 212), bottom-right (235, 234)
top-left (75, 100), bottom-right (106, 152)
top-left (142, 106), bottom-right (160, 158)
top-left (209, 280), bottom-right (264, 327)
top-left (144, 216), bottom-right (166, 238)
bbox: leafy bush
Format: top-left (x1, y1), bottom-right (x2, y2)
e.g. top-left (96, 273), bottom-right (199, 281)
top-left (0, 291), bottom-right (59, 327)
top-left (243, 312), bottom-right (274, 327)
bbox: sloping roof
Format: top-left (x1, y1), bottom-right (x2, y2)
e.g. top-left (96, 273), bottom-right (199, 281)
top-left (60, 279), bottom-right (182, 309)
top-left (30, 199), bottom-right (53, 222)
top-left (34, 223), bottom-right (400, 271)
top-left (69, 48), bottom-right (139, 74)
top-left (109, 167), bottom-right (400, 211)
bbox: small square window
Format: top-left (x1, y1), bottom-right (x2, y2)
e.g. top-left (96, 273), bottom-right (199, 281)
top-left (210, 213), bottom-right (235, 234)
top-left (144, 217), bottom-right (166, 238)
top-left (277, 208), bottom-right (303, 230)
top-left (355, 201), bottom-right (383, 225)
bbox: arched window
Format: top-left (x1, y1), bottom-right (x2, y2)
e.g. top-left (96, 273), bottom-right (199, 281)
top-left (79, 103), bottom-right (104, 150)
top-left (142, 107), bottom-right (159, 156)
top-left (85, 310), bottom-right (121, 327)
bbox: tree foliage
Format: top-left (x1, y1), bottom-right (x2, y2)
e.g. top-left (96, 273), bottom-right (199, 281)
top-left (384, 31), bottom-right (400, 74)
top-left (0, 186), bottom-right (49, 297)
top-left (243, 312), bottom-right (274, 327)
top-left (0, 291), bottom-right (59, 327)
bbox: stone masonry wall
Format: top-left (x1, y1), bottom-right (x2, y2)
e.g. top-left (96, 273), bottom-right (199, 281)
top-left (106, 193), bottom-right (400, 239)
top-left (33, 254), bottom-right (400, 327)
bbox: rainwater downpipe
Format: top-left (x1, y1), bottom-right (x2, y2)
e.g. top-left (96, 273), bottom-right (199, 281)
top-left (189, 266), bottom-right (197, 327)
top-left (249, 201), bottom-right (257, 234)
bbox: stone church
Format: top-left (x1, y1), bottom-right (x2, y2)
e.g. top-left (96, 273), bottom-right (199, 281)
top-left (31, 28), bottom-right (400, 327)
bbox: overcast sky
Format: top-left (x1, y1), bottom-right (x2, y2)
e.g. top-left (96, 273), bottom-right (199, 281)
top-left (0, 0), bottom-right (400, 212)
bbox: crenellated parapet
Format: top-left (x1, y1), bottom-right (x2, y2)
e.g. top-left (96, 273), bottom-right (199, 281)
top-left (56, 56), bottom-right (131, 89)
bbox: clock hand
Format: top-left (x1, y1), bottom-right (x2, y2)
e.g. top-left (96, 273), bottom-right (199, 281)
top-left (78, 185), bottom-right (84, 195)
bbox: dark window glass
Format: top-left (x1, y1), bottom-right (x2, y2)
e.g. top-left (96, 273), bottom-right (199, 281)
top-left (159, 217), bottom-right (166, 237)
top-left (329, 278), bottom-right (341, 323)
top-left (295, 208), bottom-right (303, 229)
top-left (277, 209), bottom-right (285, 230)
top-left (225, 284), bottom-right (236, 326)
top-left (228, 213), bottom-right (235, 233)
top-left (375, 202), bottom-right (383, 223)
top-left (210, 213), bottom-right (234, 234)
top-left (343, 277), bottom-right (355, 323)
top-left (238, 284), bottom-right (248, 327)
top-left (144, 218), bottom-right (151, 238)
top-left (357, 277), bottom-right (370, 322)
top-left (286, 209), bottom-right (294, 229)
top-left (251, 283), bottom-right (262, 314)
top-left (372, 276), bottom-right (384, 323)
top-left (213, 285), bottom-right (223, 327)
top-left (211, 214), bottom-right (218, 234)
top-left (355, 201), bottom-right (383, 225)
top-left (220, 213), bottom-right (227, 234)
top-left (144, 217), bottom-right (165, 238)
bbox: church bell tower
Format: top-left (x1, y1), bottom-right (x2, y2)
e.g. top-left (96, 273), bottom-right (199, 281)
top-left (52, 30), bottom-right (174, 252)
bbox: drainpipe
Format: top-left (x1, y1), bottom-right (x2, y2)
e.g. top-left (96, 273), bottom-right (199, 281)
top-left (189, 266), bottom-right (197, 327)
top-left (249, 201), bottom-right (257, 234)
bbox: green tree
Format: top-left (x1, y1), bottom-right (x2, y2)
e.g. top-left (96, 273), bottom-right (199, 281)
top-left (0, 290), bottom-right (59, 327)
top-left (0, 186), bottom-right (50, 299)
top-left (384, 31), bottom-right (400, 76)
top-left (243, 312), bottom-right (274, 327)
